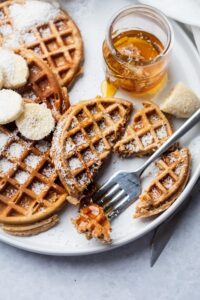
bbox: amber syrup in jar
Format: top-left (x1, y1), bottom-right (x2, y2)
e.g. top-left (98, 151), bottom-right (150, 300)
top-left (103, 29), bottom-right (168, 96)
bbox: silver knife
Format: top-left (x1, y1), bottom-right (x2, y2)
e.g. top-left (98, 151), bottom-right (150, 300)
top-left (150, 178), bottom-right (200, 267)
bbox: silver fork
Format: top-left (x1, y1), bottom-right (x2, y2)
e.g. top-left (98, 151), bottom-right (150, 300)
top-left (93, 107), bottom-right (200, 220)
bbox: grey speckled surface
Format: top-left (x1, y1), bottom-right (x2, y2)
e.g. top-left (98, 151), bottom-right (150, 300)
top-left (1, 183), bottom-right (200, 300)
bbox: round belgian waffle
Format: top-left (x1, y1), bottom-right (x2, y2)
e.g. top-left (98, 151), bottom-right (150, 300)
top-left (16, 49), bottom-right (69, 121)
top-left (2, 214), bottom-right (59, 236)
top-left (0, 124), bottom-right (67, 225)
top-left (114, 101), bottom-right (173, 157)
top-left (134, 148), bottom-right (190, 218)
top-left (0, 0), bottom-right (84, 88)
top-left (51, 96), bottom-right (133, 202)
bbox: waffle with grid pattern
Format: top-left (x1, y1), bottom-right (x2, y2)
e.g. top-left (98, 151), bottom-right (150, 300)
top-left (114, 101), bottom-right (173, 157)
top-left (0, 125), bottom-right (67, 225)
top-left (73, 203), bottom-right (111, 243)
top-left (51, 97), bottom-right (132, 201)
top-left (0, 0), bottom-right (83, 87)
top-left (2, 214), bottom-right (59, 236)
top-left (134, 148), bottom-right (190, 218)
top-left (16, 50), bottom-right (69, 121)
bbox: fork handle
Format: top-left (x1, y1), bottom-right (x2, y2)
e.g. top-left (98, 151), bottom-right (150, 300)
top-left (136, 107), bottom-right (200, 176)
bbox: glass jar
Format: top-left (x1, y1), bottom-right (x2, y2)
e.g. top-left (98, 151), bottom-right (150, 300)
top-left (103, 4), bottom-right (174, 96)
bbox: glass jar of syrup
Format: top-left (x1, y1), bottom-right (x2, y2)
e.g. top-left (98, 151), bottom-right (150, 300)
top-left (103, 5), bottom-right (174, 96)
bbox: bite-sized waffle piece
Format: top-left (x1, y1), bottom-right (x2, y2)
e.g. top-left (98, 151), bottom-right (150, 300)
top-left (134, 148), bottom-right (190, 218)
top-left (2, 214), bottom-right (59, 236)
top-left (0, 125), bottom-right (67, 225)
top-left (51, 96), bottom-right (132, 202)
top-left (114, 101), bottom-right (173, 157)
top-left (16, 50), bottom-right (69, 121)
top-left (73, 204), bottom-right (111, 243)
top-left (0, 0), bottom-right (84, 88)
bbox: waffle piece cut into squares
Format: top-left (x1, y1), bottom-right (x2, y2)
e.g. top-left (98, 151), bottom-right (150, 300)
top-left (16, 50), bottom-right (69, 121)
top-left (134, 148), bottom-right (190, 218)
top-left (114, 101), bottom-right (173, 157)
top-left (73, 203), bottom-right (111, 243)
top-left (0, 0), bottom-right (84, 88)
top-left (0, 125), bottom-right (67, 225)
top-left (51, 96), bottom-right (132, 201)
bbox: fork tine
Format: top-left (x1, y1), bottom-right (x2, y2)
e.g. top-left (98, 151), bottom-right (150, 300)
top-left (93, 179), bottom-right (117, 202)
top-left (95, 184), bottom-right (120, 206)
top-left (106, 195), bottom-right (132, 220)
top-left (103, 189), bottom-right (125, 212)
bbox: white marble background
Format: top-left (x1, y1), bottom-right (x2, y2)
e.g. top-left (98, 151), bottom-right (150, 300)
top-left (0, 1), bottom-right (200, 299)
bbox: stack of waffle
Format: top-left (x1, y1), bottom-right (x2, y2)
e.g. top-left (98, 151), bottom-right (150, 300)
top-left (0, 0), bottom-right (191, 242)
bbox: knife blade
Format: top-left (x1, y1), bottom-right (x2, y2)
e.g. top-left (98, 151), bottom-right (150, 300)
top-left (150, 179), bottom-right (200, 267)
top-left (191, 26), bottom-right (200, 55)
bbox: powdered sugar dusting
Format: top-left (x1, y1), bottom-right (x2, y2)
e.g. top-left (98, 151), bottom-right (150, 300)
top-left (22, 31), bottom-right (37, 44)
top-left (83, 149), bottom-right (96, 161)
top-left (0, 10), bottom-right (5, 20)
top-left (124, 141), bottom-right (139, 152)
top-left (0, 24), bottom-right (12, 36)
top-left (0, 1), bottom-right (60, 48)
top-left (95, 140), bottom-right (105, 153)
top-left (35, 140), bottom-right (50, 153)
top-left (0, 132), bottom-right (9, 149)
top-left (39, 27), bottom-right (51, 38)
top-left (65, 140), bottom-right (75, 153)
top-left (149, 113), bottom-right (159, 123)
top-left (174, 164), bottom-right (184, 175)
top-left (68, 157), bottom-right (82, 170)
top-left (42, 164), bottom-right (54, 178)
top-left (14, 170), bottom-right (29, 184)
top-left (24, 153), bottom-right (40, 168)
top-left (31, 181), bottom-right (46, 195)
top-left (162, 176), bottom-right (174, 189)
top-left (76, 172), bottom-right (89, 186)
top-left (141, 132), bottom-right (153, 147)
top-left (0, 158), bottom-right (14, 173)
top-left (9, 1), bottom-right (60, 31)
top-left (156, 125), bottom-right (168, 139)
top-left (73, 132), bottom-right (86, 146)
top-left (8, 143), bottom-right (24, 158)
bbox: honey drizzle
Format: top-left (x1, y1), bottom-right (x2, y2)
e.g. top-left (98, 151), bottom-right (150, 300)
top-left (103, 30), bottom-right (167, 95)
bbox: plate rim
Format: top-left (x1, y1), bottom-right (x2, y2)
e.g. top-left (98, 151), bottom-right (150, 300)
top-left (0, 20), bottom-right (200, 256)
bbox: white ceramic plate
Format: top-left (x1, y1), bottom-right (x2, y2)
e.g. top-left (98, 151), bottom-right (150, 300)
top-left (1, 0), bottom-right (200, 255)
